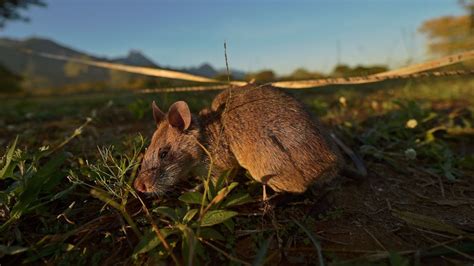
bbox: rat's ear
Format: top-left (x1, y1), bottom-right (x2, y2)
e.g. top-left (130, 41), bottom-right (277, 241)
top-left (152, 101), bottom-right (165, 125)
top-left (167, 101), bottom-right (191, 131)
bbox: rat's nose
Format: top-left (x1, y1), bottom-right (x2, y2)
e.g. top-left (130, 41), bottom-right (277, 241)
top-left (134, 176), bottom-right (151, 193)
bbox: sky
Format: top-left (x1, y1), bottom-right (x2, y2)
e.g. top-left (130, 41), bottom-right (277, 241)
top-left (0, 0), bottom-right (466, 75)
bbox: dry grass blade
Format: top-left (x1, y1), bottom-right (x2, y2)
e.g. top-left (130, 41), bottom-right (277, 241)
top-left (423, 235), bottom-right (474, 261)
top-left (343, 236), bottom-right (469, 263)
top-left (392, 209), bottom-right (470, 238)
top-left (363, 228), bottom-right (387, 251)
top-left (291, 218), bottom-right (325, 266)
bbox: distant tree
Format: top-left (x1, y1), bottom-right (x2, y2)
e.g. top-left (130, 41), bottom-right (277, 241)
top-left (351, 65), bottom-right (388, 76)
top-left (459, 0), bottom-right (474, 33)
top-left (291, 68), bottom-right (324, 80)
top-left (280, 68), bottom-right (325, 81)
top-left (245, 70), bottom-right (276, 83)
top-left (419, 0), bottom-right (474, 56)
top-left (0, 0), bottom-right (45, 28)
top-left (331, 64), bottom-right (388, 77)
top-left (0, 0), bottom-right (45, 92)
top-left (331, 64), bottom-right (352, 77)
top-left (290, 68), bottom-right (312, 80)
top-left (213, 72), bottom-right (235, 82)
top-left (0, 64), bottom-right (22, 93)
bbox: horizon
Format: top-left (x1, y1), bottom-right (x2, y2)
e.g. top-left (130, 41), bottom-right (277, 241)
top-left (0, 0), bottom-right (466, 75)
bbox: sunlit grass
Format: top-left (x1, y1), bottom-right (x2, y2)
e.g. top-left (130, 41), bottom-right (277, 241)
top-left (0, 77), bottom-right (473, 264)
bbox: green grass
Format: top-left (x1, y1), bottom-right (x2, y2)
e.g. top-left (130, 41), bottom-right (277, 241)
top-left (0, 76), bottom-right (473, 265)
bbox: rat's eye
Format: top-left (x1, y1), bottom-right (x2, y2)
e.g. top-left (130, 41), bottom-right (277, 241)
top-left (159, 149), bottom-right (169, 159)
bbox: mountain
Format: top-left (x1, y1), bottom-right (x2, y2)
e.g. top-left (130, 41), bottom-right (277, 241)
top-left (0, 37), bottom-right (110, 91)
top-left (0, 36), bottom-right (247, 92)
top-left (183, 63), bottom-right (218, 78)
top-left (222, 68), bottom-right (246, 80)
top-left (181, 63), bottom-right (246, 80)
top-left (111, 50), bottom-right (158, 67)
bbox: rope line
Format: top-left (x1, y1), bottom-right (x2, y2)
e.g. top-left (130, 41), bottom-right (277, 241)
top-left (141, 70), bottom-right (474, 92)
top-left (272, 69), bottom-right (474, 89)
top-left (12, 46), bottom-right (247, 86)
top-left (2, 42), bottom-right (473, 91)
top-left (272, 50), bottom-right (474, 89)
top-left (139, 84), bottom-right (231, 93)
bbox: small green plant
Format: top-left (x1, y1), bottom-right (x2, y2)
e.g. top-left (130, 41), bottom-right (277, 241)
top-left (357, 99), bottom-right (470, 180)
top-left (127, 99), bottom-right (150, 119)
top-left (132, 170), bottom-right (253, 264)
top-left (68, 134), bottom-right (253, 264)
top-left (0, 118), bottom-right (92, 233)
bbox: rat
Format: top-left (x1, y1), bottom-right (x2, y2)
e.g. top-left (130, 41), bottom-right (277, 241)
top-left (134, 84), bottom-right (365, 195)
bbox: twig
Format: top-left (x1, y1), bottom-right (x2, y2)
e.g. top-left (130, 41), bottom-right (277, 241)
top-left (423, 235), bottom-right (474, 261)
top-left (224, 41), bottom-right (231, 83)
top-left (340, 236), bottom-right (465, 263)
top-left (200, 238), bottom-right (251, 266)
top-left (363, 228), bottom-right (387, 251)
top-left (417, 167), bottom-right (446, 198)
top-left (415, 228), bottom-right (458, 240)
top-left (437, 173), bottom-right (446, 199)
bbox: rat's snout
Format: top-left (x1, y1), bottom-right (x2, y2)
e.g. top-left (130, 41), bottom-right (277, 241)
top-left (133, 171), bottom-right (156, 193)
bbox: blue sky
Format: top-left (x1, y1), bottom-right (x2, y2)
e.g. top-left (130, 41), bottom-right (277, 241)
top-left (0, 0), bottom-right (465, 75)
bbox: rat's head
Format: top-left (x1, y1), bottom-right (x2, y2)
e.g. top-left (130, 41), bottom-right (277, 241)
top-left (134, 100), bottom-right (202, 196)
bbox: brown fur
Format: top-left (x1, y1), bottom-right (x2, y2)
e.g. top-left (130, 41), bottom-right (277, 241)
top-left (134, 85), bottom-right (343, 195)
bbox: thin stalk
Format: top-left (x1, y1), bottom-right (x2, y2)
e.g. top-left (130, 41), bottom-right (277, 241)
top-left (90, 188), bottom-right (142, 238)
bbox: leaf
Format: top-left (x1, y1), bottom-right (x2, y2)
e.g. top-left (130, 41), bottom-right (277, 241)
top-left (207, 169), bottom-right (232, 201)
top-left (252, 237), bottom-right (272, 266)
top-left (392, 209), bottom-right (466, 236)
top-left (223, 218), bottom-right (235, 232)
top-left (9, 152), bottom-right (66, 220)
top-left (205, 182), bottom-right (239, 210)
top-left (207, 178), bottom-right (216, 201)
top-left (133, 228), bottom-right (175, 256)
top-left (200, 210), bottom-right (238, 227)
top-left (153, 206), bottom-right (179, 222)
top-left (214, 169), bottom-right (232, 191)
top-left (223, 192), bottom-right (253, 207)
top-left (0, 136), bottom-right (18, 180)
top-left (177, 224), bottom-right (198, 265)
top-left (199, 228), bottom-right (225, 241)
top-left (0, 244), bottom-right (28, 258)
top-left (179, 191), bottom-right (207, 205)
top-left (215, 182), bottom-right (238, 199)
top-left (183, 209), bottom-right (199, 224)
top-left (50, 184), bottom-right (76, 201)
